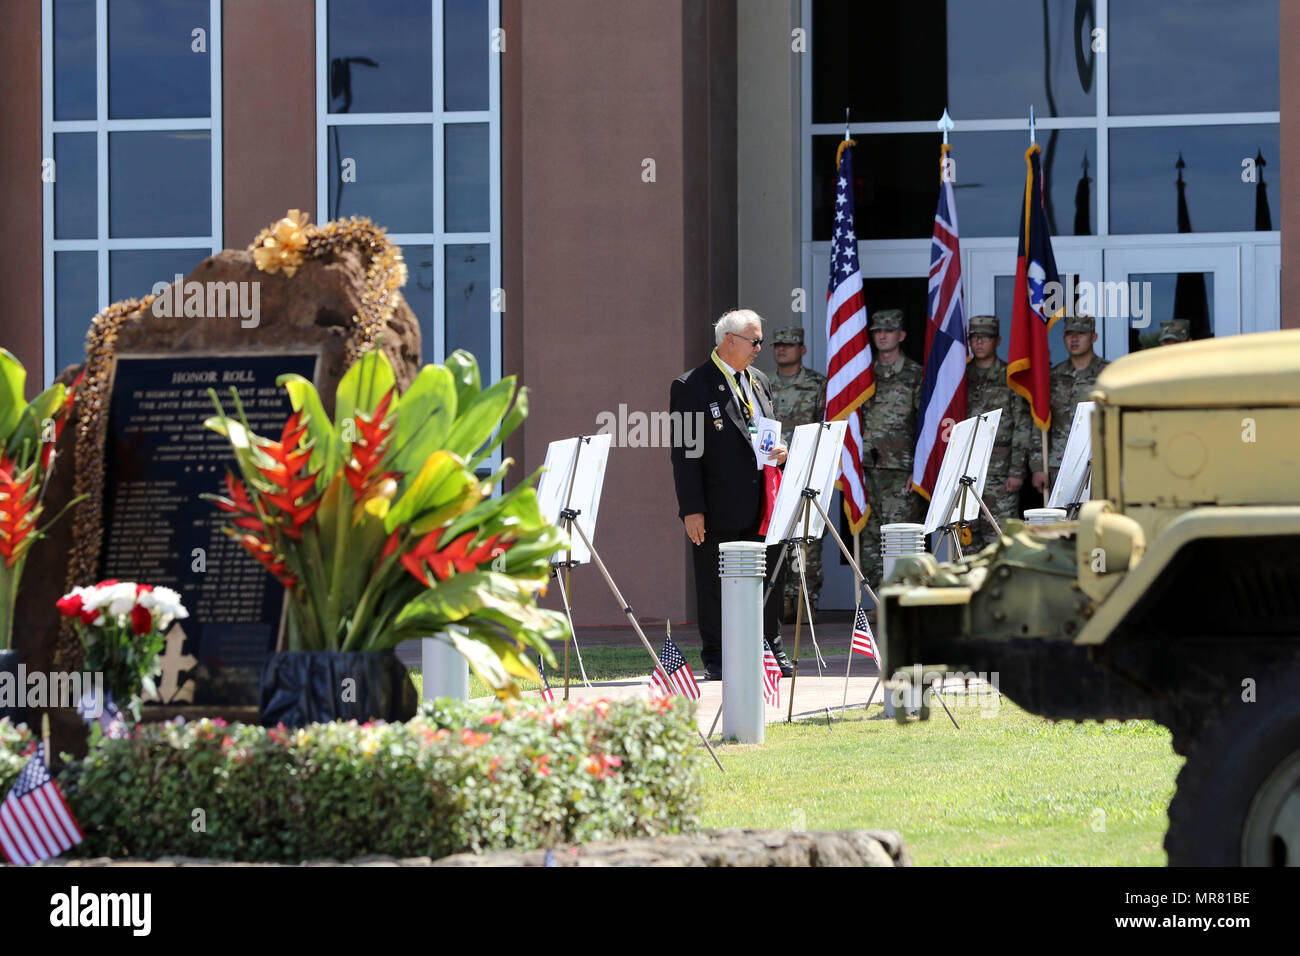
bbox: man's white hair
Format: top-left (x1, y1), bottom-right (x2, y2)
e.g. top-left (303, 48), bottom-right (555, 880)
top-left (714, 309), bottom-right (763, 346)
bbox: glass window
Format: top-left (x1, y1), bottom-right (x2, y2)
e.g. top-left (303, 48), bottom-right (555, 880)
top-left (54, 133), bottom-right (96, 240)
top-left (109, 249), bottom-right (210, 302)
top-left (53, 0), bottom-right (96, 121)
top-left (813, 128), bottom-right (1094, 240)
top-left (812, 0), bottom-right (1095, 124)
top-left (55, 252), bottom-right (98, 372)
top-left (445, 244), bottom-right (490, 366)
top-left (401, 244), bottom-right (437, 362)
top-left (1109, 125), bottom-right (1279, 235)
top-left (109, 131), bottom-right (212, 238)
top-left (1126, 272), bottom-right (1214, 353)
top-left (445, 123), bottom-right (489, 232)
top-left (444, 0), bottom-right (489, 111)
top-left (108, 0), bottom-right (211, 119)
top-left (327, 124), bottom-right (434, 231)
top-left (328, 0), bottom-right (433, 113)
top-left (1109, 0), bottom-right (1278, 115)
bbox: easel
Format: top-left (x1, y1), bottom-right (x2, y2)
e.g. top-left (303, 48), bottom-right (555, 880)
top-left (541, 435), bottom-right (723, 771)
top-left (1064, 462), bottom-right (1091, 520)
top-left (550, 437), bottom-right (592, 696)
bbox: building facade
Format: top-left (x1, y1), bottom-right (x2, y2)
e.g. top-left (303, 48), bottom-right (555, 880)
top-left (1, 0), bottom-right (1293, 623)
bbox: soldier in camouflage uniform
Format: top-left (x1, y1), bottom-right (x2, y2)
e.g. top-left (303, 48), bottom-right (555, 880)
top-left (770, 327), bottom-right (827, 621)
top-left (1158, 318), bottom-right (1190, 345)
top-left (860, 309), bottom-right (923, 588)
top-left (1030, 314), bottom-right (1109, 493)
top-left (964, 315), bottom-right (1031, 550)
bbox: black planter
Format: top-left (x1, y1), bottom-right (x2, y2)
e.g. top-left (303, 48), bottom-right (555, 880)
top-left (258, 651), bottom-right (418, 728)
top-left (0, 650), bottom-right (24, 728)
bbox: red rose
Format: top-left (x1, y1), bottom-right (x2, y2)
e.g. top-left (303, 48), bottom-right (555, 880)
top-left (136, 583), bottom-right (153, 595)
top-left (130, 604), bottom-right (153, 635)
top-left (55, 593), bottom-right (84, 617)
top-left (79, 607), bottom-right (99, 625)
top-left (96, 579), bottom-right (118, 588)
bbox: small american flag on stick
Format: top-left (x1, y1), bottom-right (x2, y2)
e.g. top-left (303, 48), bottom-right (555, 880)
top-left (762, 642), bottom-right (781, 708)
top-left (650, 636), bottom-right (700, 701)
top-left (538, 656), bottom-right (556, 703)
top-left (0, 744), bottom-right (83, 865)
top-left (851, 606), bottom-right (879, 661)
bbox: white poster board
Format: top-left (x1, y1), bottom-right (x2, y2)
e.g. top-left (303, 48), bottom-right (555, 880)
top-left (1048, 401), bottom-right (1095, 509)
top-left (763, 420), bottom-right (848, 546)
top-left (922, 409), bottom-right (1002, 534)
top-left (536, 434), bottom-right (612, 565)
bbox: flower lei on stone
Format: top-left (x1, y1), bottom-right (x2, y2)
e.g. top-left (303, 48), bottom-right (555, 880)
top-left (58, 212), bottom-right (410, 670)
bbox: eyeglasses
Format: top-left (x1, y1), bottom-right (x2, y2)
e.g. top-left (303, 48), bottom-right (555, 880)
top-left (730, 332), bottom-right (763, 349)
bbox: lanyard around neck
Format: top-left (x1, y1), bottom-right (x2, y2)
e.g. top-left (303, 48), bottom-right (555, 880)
top-left (711, 349), bottom-right (755, 424)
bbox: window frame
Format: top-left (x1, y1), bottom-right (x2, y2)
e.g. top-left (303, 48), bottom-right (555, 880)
top-left (314, 0), bottom-right (501, 387)
top-left (41, 0), bottom-right (224, 386)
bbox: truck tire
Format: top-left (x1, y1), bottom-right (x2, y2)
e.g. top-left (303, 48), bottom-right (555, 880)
top-left (1165, 670), bottom-right (1300, 866)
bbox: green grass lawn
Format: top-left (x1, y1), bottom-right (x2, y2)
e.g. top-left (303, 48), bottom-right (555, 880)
top-left (699, 699), bottom-right (1182, 866)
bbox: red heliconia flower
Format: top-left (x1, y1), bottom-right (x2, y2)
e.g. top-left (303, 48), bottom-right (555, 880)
top-left (238, 533), bottom-right (297, 590)
top-left (398, 531), bottom-right (515, 586)
top-left (40, 370), bottom-right (82, 471)
top-left (0, 456), bottom-right (39, 569)
top-left (253, 411), bottom-right (323, 539)
top-left (213, 472), bottom-right (267, 533)
top-left (344, 388), bottom-right (397, 499)
top-left (130, 604), bottom-right (153, 636)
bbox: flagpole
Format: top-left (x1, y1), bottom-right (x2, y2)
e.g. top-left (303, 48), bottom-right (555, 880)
top-left (1029, 104), bottom-right (1049, 505)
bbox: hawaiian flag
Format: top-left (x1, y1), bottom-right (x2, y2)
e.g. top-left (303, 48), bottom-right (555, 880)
top-left (650, 636), bottom-right (701, 701)
top-left (850, 605), bottom-right (878, 661)
top-left (912, 143), bottom-right (968, 499)
top-left (762, 641), bottom-right (782, 708)
top-left (0, 744), bottom-right (84, 865)
top-left (825, 138), bottom-right (873, 534)
top-left (1007, 143), bottom-right (1063, 430)
top-left (538, 656), bottom-right (556, 703)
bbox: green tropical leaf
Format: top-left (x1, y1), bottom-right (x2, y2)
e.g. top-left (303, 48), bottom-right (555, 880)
top-left (5, 383), bottom-right (65, 465)
top-left (443, 349), bottom-right (481, 412)
top-left (384, 450), bottom-right (469, 534)
top-left (334, 350), bottom-right (396, 436)
top-left (443, 626), bottom-right (515, 697)
top-left (444, 376), bottom-right (515, 461)
top-left (0, 349), bottom-right (28, 447)
top-left (390, 365), bottom-right (456, 479)
top-left (277, 373), bottom-right (338, 479)
top-left (469, 384), bottom-right (528, 471)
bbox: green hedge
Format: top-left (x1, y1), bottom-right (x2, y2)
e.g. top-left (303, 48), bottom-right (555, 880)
top-left (37, 696), bottom-right (702, 861)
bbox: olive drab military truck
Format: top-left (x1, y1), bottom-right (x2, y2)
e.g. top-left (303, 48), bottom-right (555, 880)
top-left (878, 329), bottom-right (1300, 866)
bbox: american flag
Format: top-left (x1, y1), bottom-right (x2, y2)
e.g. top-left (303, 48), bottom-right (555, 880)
top-left (825, 138), bottom-right (874, 534)
top-left (912, 143), bottom-right (968, 499)
top-left (851, 605), bottom-right (879, 662)
top-left (0, 744), bottom-right (84, 865)
top-left (650, 636), bottom-right (700, 701)
top-left (762, 642), bottom-right (782, 708)
top-left (538, 656), bottom-right (555, 703)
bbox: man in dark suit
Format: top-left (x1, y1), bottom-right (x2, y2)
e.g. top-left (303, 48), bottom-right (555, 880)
top-left (670, 309), bottom-right (794, 681)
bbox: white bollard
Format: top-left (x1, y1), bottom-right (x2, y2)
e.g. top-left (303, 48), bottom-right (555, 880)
top-left (719, 541), bottom-right (766, 744)
top-left (421, 636), bottom-right (469, 701)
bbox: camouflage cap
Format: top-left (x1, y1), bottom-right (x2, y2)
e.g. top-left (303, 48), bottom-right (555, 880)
top-left (870, 308), bottom-right (904, 330)
top-left (968, 314), bottom-right (999, 337)
top-left (1063, 314), bottom-right (1096, 334)
top-left (773, 327), bottom-right (804, 345)
top-left (1159, 318), bottom-right (1190, 343)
